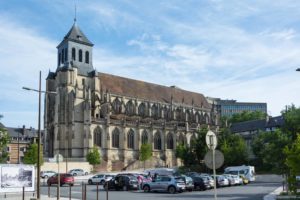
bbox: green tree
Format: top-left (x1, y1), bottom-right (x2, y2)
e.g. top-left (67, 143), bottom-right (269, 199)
top-left (282, 104), bottom-right (300, 141)
top-left (140, 143), bottom-right (152, 169)
top-left (0, 116), bottom-right (9, 163)
top-left (252, 129), bottom-right (289, 173)
top-left (23, 143), bottom-right (44, 166)
top-left (229, 111), bottom-right (267, 124)
top-left (284, 134), bottom-right (300, 194)
top-left (0, 128), bottom-right (9, 163)
top-left (219, 133), bottom-right (248, 168)
top-left (86, 146), bottom-right (101, 170)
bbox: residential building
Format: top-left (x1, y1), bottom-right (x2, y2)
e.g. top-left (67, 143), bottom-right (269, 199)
top-left (230, 116), bottom-right (284, 159)
top-left (5, 125), bottom-right (38, 164)
top-left (44, 21), bottom-right (220, 171)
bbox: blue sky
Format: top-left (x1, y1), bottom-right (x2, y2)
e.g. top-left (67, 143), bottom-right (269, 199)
top-left (0, 0), bottom-right (300, 128)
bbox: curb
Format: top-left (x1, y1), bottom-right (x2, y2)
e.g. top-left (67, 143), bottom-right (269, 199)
top-left (264, 186), bottom-right (283, 200)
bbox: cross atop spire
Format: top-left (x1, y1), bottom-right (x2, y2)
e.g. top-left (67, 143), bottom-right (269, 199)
top-left (74, 2), bottom-right (77, 23)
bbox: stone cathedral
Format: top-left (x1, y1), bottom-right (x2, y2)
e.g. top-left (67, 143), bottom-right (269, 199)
top-left (44, 22), bottom-right (220, 171)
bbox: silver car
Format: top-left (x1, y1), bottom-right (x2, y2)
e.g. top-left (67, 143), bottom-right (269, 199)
top-left (88, 174), bottom-right (115, 185)
top-left (142, 176), bottom-right (185, 194)
top-left (40, 171), bottom-right (56, 179)
top-left (68, 169), bottom-right (88, 176)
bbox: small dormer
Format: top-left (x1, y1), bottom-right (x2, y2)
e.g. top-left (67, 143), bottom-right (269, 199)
top-left (57, 22), bottom-right (94, 74)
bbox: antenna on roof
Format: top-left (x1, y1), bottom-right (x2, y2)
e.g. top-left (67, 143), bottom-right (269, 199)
top-left (74, 0), bottom-right (77, 23)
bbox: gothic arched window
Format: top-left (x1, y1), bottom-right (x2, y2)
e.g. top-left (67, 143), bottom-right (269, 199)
top-left (138, 103), bottom-right (146, 117)
top-left (176, 108), bottom-right (181, 121)
top-left (72, 48), bottom-right (76, 60)
top-left (85, 51), bottom-right (89, 64)
top-left (151, 104), bottom-right (159, 119)
top-left (195, 112), bottom-right (201, 123)
top-left (127, 129), bottom-right (134, 149)
top-left (79, 49), bottom-right (83, 62)
top-left (163, 106), bottom-right (169, 120)
top-left (112, 128), bottom-right (120, 148)
top-left (125, 101), bottom-right (135, 116)
top-left (205, 113), bottom-right (210, 124)
top-left (142, 130), bottom-right (148, 144)
top-left (154, 132), bottom-right (161, 150)
top-left (178, 134), bottom-right (185, 146)
top-left (190, 134), bottom-right (196, 145)
top-left (93, 127), bottom-right (102, 147)
top-left (167, 133), bottom-right (174, 149)
top-left (112, 98), bottom-right (122, 114)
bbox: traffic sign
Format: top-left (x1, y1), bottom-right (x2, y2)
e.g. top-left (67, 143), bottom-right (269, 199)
top-left (206, 130), bottom-right (217, 150)
top-left (204, 150), bottom-right (224, 169)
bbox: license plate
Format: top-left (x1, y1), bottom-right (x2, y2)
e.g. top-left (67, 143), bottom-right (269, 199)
top-left (133, 184), bottom-right (137, 188)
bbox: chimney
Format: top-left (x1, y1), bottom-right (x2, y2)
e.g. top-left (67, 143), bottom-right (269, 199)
top-left (22, 125), bottom-right (26, 135)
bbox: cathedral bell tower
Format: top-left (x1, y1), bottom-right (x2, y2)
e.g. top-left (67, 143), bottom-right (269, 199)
top-left (56, 20), bottom-right (94, 74)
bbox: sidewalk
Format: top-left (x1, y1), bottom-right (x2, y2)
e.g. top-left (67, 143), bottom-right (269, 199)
top-left (264, 186), bottom-right (283, 200)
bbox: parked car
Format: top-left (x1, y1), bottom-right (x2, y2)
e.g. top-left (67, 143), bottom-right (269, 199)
top-left (104, 174), bottom-right (138, 191)
top-left (214, 175), bottom-right (229, 187)
top-left (240, 175), bottom-right (249, 185)
top-left (224, 174), bottom-right (241, 185)
top-left (47, 173), bottom-right (74, 186)
top-left (185, 172), bottom-right (200, 177)
top-left (178, 175), bottom-right (194, 191)
top-left (192, 176), bottom-right (210, 190)
top-left (68, 169), bottom-right (88, 176)
top-left (142, 176), bottom-right (185, 194)
top-left (40, 171), bottom-right (56, 179)
top-left (200, 175), bottom-right (214, 188)
top-left (88, 174), bottom-right (115, 185)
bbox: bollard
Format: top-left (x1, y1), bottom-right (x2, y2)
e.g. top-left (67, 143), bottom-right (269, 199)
top-left (84, 183), bottom-right (87, 200)
top-left (96, 183), bottom-right (99, 200)
top-left (48, 184), bottom-right (50, 197)
top-left (4, 193), bottom-right (6, 198)
top-left (106, 183), bottom-right (108, 200)
top-left (69, 184), bottom-right (71, 200)
top-left (82, 182), bottom-right (84, 200)
top-left (22, 187), bottom-right (25, 200)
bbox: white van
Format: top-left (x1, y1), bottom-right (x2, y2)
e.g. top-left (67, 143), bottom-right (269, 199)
top-left (224, 165), bottom-right (255, 182)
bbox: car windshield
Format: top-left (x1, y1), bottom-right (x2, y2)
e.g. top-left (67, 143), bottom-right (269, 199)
top-left (64, 174), bottom-right (73, 177)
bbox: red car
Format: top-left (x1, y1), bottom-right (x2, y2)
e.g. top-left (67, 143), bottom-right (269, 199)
top-left (47, 173), bottom-right (74, 186)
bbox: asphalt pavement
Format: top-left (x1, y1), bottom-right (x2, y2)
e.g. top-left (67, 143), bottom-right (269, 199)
top-left (39, 174), bottom-right (283, 200)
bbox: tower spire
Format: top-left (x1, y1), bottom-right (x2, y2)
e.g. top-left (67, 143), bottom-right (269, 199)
top-left (74, 1), bottom-right (77, 23)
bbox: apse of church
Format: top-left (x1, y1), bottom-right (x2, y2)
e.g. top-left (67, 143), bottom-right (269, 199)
top-left (44, 22), bottom-right (219, 171)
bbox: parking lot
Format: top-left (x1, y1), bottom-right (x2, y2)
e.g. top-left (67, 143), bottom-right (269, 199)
top-left (40, 175), bottom-right (282, 200)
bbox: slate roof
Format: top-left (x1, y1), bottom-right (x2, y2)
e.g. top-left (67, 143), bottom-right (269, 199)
top-left (230, 116), bottom-right (285, 133)
top-left (6, 127), bottom-right (38, 138)
top-left (98, 72), bottom-right (211, 109)
top-left (57, 23), bottom-right (93, 48)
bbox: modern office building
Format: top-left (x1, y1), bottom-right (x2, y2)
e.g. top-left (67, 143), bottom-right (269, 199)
top-left (207, 98), bottom-right (267, 117)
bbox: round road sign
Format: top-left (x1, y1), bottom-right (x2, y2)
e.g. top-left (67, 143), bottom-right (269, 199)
top-left (204, 150), bottom-right (224, 169)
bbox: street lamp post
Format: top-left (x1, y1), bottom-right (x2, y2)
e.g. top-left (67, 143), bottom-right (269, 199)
top-left (22, 71), bottom-right (56, 200)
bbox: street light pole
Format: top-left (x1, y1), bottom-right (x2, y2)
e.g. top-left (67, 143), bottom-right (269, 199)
top-left (37, 70), bottom-right (41, 200)
top-left (22, 71), bottom-right (57, 200)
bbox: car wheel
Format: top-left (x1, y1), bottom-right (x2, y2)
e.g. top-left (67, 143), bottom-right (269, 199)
top-left (88, 180), bottom-right (93, 185)
top-left (143, 185), bottom-right (150, 193)
top-left (47, 182), bottom-right (51, 186)
top-left (168, 186), bottom-right (176, 194)
top-left (70, 183), bottom-right (74, 186)
top-left (122, 185), bottom-right (128, 191)
top-left (100, 180), bottom-right (105, 185)
top-left (85, 172), bottom-right (88, 175)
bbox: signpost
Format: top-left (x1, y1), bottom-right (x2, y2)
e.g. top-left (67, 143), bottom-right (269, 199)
top-left (54, 154), bottom-right (63, 200)
top-left (205, 130), bottom-right (218, 200)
